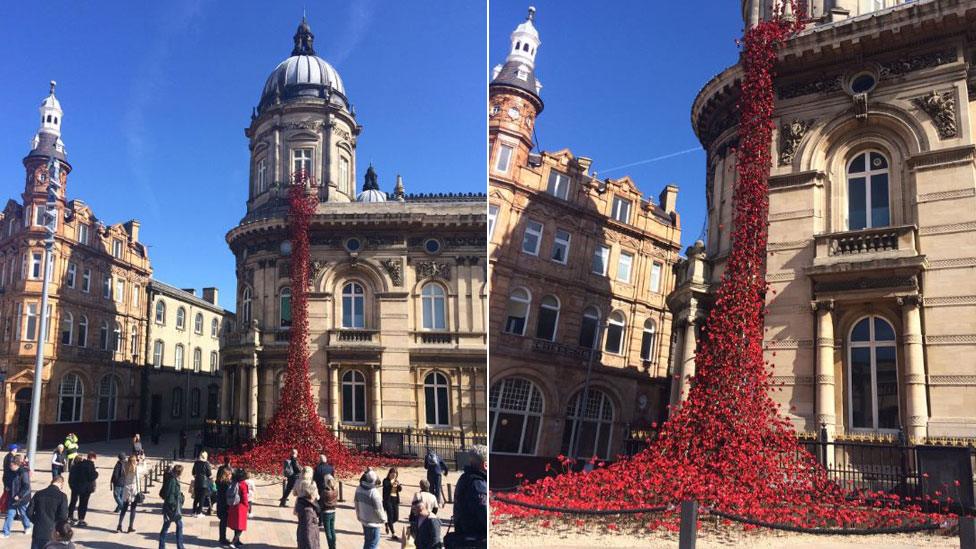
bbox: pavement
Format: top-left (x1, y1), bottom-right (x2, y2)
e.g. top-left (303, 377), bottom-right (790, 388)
top-left (9, 432), bottom-right (457, 548)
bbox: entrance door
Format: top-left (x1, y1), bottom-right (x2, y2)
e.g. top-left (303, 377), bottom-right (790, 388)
top-left (14, 388), bottom-right (31, 443)
top-left (150, 394), bottom-right (162, 427)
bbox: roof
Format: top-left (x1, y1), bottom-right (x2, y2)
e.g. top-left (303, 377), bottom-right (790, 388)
top-left (149, 280), bottom-right (231, 316)
top-left (490, 60), bottom-right (542, 108)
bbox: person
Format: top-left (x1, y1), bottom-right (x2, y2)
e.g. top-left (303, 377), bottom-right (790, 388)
top-left (216, 456), bottom-right (232, 482)
top-left (279, 448), bottom-right (301, 507)
top-left (424, 449), bottom-right (448, 505)
top-left (320, 475), bottom-right (337, 549)
top-left (42, 519), bottom-right (75, 549)
top-left (312, 454), bottom-right (334, 489)
top-left (111, 453), bottom-right (127, 513)
top-left (214, 466), bottom-right (232, 547)
top-left (191, 451), bottom-right (213, 516)
top-left (2, 444), bottom-right (18, 492)
top-left (294, 480), bottom-right (320, 549)
top-left (354, 468), bottom-right (386, 549)
top-left (116, 455), bottom-right (141, 533)
top-left (412, 499), bottom-right (443, 549)
top-left (159, 463), bottom-right (185, 549)
top-left (193, 431), bottom-right (204, 459)
top-left (178, 430), bottom-right (187, 459)
top-left (62, 435), bottom-right (79, 464)
top-left (245, 472), bottom-right (258, 519)
top-left (449, 445), bottom-right (487, 546)
top-left (382, 467), bottom-right (402, 541)
top-left (50, 446), bottom-right (66, 480)
top-left (27, 476), bottom-right (68, 549)
top-left (67, 453), bottom-right (97, 527)
top-left (227, 468), bottom-right (250, 548)
top-left (131, 434), bottom-right (144, 458)
top-left (410, 479), bottom-right (439, 528)
top-left (2, 454), bottom-right (32, 538)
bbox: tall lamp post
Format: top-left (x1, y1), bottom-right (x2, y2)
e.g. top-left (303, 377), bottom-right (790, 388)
top-left (569, 319), bottom-right (607, 466)
top-left (26, 156), bottom-right (61, 473)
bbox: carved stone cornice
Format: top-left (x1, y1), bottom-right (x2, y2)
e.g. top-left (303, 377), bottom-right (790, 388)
top-left (415, 261), bottom-right (451, 281)
top-left (814, 276), bottom-right (917, 294)
top-left (896, 295), bottom-right (923, 308)
top-left (912, 90), bottom-right (957, 139)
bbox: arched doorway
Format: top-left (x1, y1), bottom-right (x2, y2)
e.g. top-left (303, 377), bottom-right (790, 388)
top-left (14, 388), bottom-right (32, 443)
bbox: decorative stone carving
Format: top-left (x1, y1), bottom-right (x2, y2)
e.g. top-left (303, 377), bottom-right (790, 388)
top-left (814, 276), bottom-right (917, 293)
top-left (778, 119), bottom-right (812, 165)
top-left (310, 260), bottom-right (327, 286)
top-left (853, 92), bottom-right (868, 119)
top-left (912, 91), bottom-right (957, 139)
top-left (380, 259), bottom-right (403, 286)
top-left (878, 48), bottom-right (956, 78)
top-left (896, 295), bottom-right (924, 308)
top-left (778, 75), bottom-right (843, 99)
top-left (416, 261), bottom-right (450, 281)
top-left (281, 120), bottom-right (324, 131)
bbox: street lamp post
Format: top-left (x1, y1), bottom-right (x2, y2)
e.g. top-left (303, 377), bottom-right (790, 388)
top-left (569, 319), bottom-right (607, 466)
top-left (26, 156), bottom-right (61, 473)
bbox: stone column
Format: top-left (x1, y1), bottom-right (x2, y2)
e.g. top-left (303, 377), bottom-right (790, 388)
top-left (668, 328), bottom-right (686, 407)
top-left (898, 296), bottom-right (928, 442)
top-left (676, 319), bottom-right (697, 403)
top-left (813, 300), bottom-right (836, 440)
top-left (372, 365), bottom-right (382, 444)
top-left (248, 355), bottom-right (259, 438)
top-left (329, 364), bottom-right (340, 427)
top-left (219, 367), bottom-right (230, 421)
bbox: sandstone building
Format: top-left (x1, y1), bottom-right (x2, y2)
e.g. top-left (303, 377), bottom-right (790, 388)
top-left (488, 8), bottom-right (683, 480)
top-left (220, 20), bottom-right (487, 448)
top-left (675, 0), bottom-right (976, 445)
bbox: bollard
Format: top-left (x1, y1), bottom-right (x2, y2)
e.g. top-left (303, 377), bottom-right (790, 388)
top-left (678, 500), bottom-right (698, 549)
top-left (338, 482), bottom-right (345, 502)
top-left (962, 516), bottom-right (976, 549)
top-left (446, 484), bottom-right (453, 504)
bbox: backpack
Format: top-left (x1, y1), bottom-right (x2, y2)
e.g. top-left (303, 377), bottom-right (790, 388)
top-left (283, 459), bottom-right (294, 478)
top-left (226, 481), bottom-right (241, 506)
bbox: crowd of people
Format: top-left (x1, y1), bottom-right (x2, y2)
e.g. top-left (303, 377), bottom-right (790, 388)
top-left (1, 433), bottom-right (489, 549)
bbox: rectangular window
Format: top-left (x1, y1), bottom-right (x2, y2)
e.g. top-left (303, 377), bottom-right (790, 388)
top-left (153, 341), bottom-right (164, 368)
top-left (521, 220), bottom-right (543, 256)
top-left (14, 304), bottom-right (22, 341)
top-left (103, 275), bottom-right (111, 299)
top-left (611, 196), bottom-right (632, 223)
top-left (25, 303), bottom-right (37, 341)
top-left (66, 263), bottom-right (76, 288)
top-left (114, 279), bottom-right (124, 303)
top-left (292, 148), bottom-right (313, 176)
top-left (257, 158), bottom-right (268, 193)
top-left (339, 156), bottom-right (350, 191)
top-left (488, 204), bottom-right (499, 239)
top-left (30, 253), bottom-right (42, 279)
top-left (495, 145), bottom-right (513, 173)
top-left (112, 239), bottom-right (123, 259)
top-left (33, 205), bottom-right (46, 227)
top-left (77, 224), bottom-right (89, 245)
top-left (82, 268), bottom-right (91, 293)
top-left (546, 170), bottom-right (570, 200)
top-left (617, 251), bottom-right (633, 283)
top-left (591, 245), bottom-right (610, 275)
top-left (650, 262), bottom-right (663, 293)
top-left (551, 229), bottom-right (571, 264)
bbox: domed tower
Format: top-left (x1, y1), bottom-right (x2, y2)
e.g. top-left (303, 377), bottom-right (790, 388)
top-left (489, 6), bottom-right (543, 176)
top-left (23, 81), bottom-right (71, 219)
top-left (245, 18), bottom-right (360, 209)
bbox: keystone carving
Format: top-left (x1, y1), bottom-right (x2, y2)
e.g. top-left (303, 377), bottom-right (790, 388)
top-left (912, 91), bottom-right (957, 139)
top-left (779, 119), bottom-right (812, 166)
top-left (416, 261), bottom-right (451, 281)
top-left (379, 259), bottom-right (403, 287)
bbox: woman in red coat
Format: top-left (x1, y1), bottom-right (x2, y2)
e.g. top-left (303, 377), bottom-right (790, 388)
top-left (227, 469), bottom-right (250, 546)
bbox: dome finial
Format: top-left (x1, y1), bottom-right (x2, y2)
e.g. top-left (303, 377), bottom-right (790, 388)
top-left (363, 164), bottom-right (379, 191)
top-left (527, 6), bottom-right (536, 21)
top-left (50, 80), bottom-right (57, 96)
top-left (292, 17), bottom-right (316, 56)
top-left (393, 174), bottom-right (405, 201)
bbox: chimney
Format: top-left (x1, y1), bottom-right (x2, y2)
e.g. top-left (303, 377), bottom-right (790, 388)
top-left (659, 184), bottom-right (678, 213)
top-left (182, 288), bottom-right (195, 296)
top-left (123, 220), bottom-right (140, 242)
top-left (202, 287), bottom-right (219, 305)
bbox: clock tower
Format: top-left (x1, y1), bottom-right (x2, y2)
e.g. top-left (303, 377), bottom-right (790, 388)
top-left (23, 81), bottom-right (71, 226)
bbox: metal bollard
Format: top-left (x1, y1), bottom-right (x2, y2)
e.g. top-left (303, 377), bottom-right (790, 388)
top-left (338, 482), bottom-right (345, 502)
top-left (962, 516), bottom-right (976, 549)
top-left (446, 484), bottom-right (453, 504)
top-left (678, 500), bottom-right (698, 549)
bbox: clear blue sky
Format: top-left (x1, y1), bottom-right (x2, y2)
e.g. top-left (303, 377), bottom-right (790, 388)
top-left (490, 0), bottom-right (744, 248)
top-left (0, 0), bottom-right (486, 311)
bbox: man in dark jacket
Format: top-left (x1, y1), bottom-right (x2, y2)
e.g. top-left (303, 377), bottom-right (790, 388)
top-left (110, 453), bottom-right (126, 513)
top-left (67, 453), bottom-right (98, 527)
top-left (412, 499), bottom-right (443, 549)
top-left (448, 445), bottom-right (487, 548)
top-left (2, 444), bottom-right (18, 492)
top-left (424, 449), bottom-right (449, 505)
top-left (279, 448), bottom-right (301, 507)
top-left (27, 475), bottom-right (67, 549)
top-left (312, 454), bottom-right (334, 494)
top-left (2, 454), bottom-right (32, 537)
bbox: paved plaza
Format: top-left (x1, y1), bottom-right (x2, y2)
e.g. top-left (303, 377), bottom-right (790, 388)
top-left (11, 433), bottom-right (455, 548)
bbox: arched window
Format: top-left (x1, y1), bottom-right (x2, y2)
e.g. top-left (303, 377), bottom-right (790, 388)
top-left (61, 312), bottom-right (73, 346)
top-left (280, 288), bottom-right (292, 328)
top-left (171, 387), bottom-right (183, 417)
top-left (341, 282), bottom-right (365, 329)
top-left (190, 388), bottom-right (201, 417)
top-left (604, 311), bottom-right (626, 355)
top-left (78, 315), bottom-right (88, 347)
top-left (210, 351), bottom-right (218, 372)
top-left (211, 318), bottom-right (219, 338)
top-left (175, 344), bottom-right (185, 371)
top-left (153, 340), bottom-right (164, 368)
top-left (424, 372), bottom-right (450, 427)
top-left (193, 347), bottom-right (202, 373)
top-left (848, 315), bottom-right (899, 431)
top-left (535, 295), bottom-right (560, 341)
top-left (640, 319), bottom-right (657, 362)
top-left (561, 389), bottom-right (615, 460)
top-left (421, 283), bottom-right (447, 331)
top-left (579, 307), bottom-right (601, 349)
top-left (129, 324), bottom-right (138, 358)
top-left (96, 375), bottom-right (118, 421)
top-left (113, 322), bottom-right (122, 353)
top-left (194, 312), bottom-right (204, 334)
top-left (176, 307), bottom-right (186, 330)
top-left (155, 301), bottom-right (166, 324)
top-left (489, 377), bottom-right (544, 455)
top-left (58, 373), bottom-right (83, 423)
top-left (847, 150), bottom-right (890, 230)
top-left (341, 370), bottom-right (367, 424)
top-left (241, 288), bottom-right (252, 325)
top-left (504, 288), bottom-right (530, 335)
top-left (99, 321), bottom-right (110, 351)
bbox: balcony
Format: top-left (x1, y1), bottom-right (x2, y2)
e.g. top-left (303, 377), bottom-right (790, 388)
top-left (415, 332), bottom-right (454, 345)
top-left (808, 224), bottom-right (925, 297)
top-left (813, 225), bottom-right (919, 266)
top-left (330, 329), bottom-right (379, 346)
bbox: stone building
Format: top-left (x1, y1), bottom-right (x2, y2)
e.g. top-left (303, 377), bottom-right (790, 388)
top-left (676, 0), bottom-right (976, 444)
top-left (221, 20), bottom-right (487, 446)
top-left (488, 8), bottom-right (683, 481)
top-left (142, 282), bottom-right (233, 433)
top-left (0, 83), bottom-right (152, 446)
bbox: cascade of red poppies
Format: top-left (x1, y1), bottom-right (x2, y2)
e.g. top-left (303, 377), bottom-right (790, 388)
top-left (495, 4), bottom-right (955, 530)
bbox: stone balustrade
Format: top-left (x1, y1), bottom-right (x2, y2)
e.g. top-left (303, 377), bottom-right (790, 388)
top-left (814, 224), bottom-right (918, 260)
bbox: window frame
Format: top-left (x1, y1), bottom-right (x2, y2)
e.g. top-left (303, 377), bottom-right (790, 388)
top-left (194, 312), bottom-right (204, 334)
top-left (551, 229), bottom-right (571, 265)
top-left (174, 344), bottom-right (185, 371)
top-left (424, 371), bottom-right (451, 427)
top-left (847, 315), bottom-right (900, 433)
top-left (341, 370), bottom-right (368, 424)
top-left (488, 204), bottom-right (499, 239)
top-left (616, 251), bottom-right (634, 283)
top-left (846, 149), bottom-right (891, 231)
top-left (495, 144), bottom-right (514, 173)
top-left (292, 147), bottom-right (314, 177)
top-left (96, 375), bottom-right (119, 422)
top-left (57, 373), bottom-right (84, 423)
top-left (535, 295), bottom-right (560, 342)
top-left (604, 311), bottom-right (626, 355)
top-left (420, 283), bottom-right (447, 331)
top-left (488, 376), bottom-right (545, 456)
top-left (521, 220), bottom-right (543, 256)
top-left (611, 195), bottom-right (632, 224)
top-left (591, 245), bottom-right (610, 276)
top-left (650, 262), bottom-right (663, 294)
top-left (546, 170), bottom-right (570, 200)
top-left (341, 282), bottom-right (366, 329)
top-left (504, 287), bottom-right (531, 336)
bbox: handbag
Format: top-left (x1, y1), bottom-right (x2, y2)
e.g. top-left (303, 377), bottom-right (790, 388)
top-left (135, 492), bottom-right (146, 505)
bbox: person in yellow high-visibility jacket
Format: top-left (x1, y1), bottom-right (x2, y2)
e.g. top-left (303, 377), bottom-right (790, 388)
top-left (63, 433), bottom-right (79, 463)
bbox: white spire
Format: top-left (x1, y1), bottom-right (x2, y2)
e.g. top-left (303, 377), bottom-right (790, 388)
top-left (38, 80), bottom-right (63, 138)
top-left (506, 6), bottom-right (540, 69)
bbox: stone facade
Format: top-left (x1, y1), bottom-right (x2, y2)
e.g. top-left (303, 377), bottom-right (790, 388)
top-left (488, 9), bottom-right (682, 480)
top-left (679, 0), bottom-right (976, 443)
top-left (142, 282), bottom-right (233, 433)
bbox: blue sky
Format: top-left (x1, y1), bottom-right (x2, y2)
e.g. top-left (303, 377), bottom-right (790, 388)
top-left (490, 0), bottom-right (744, 248)
top-left (0, 0), bottom-right (486, 310)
